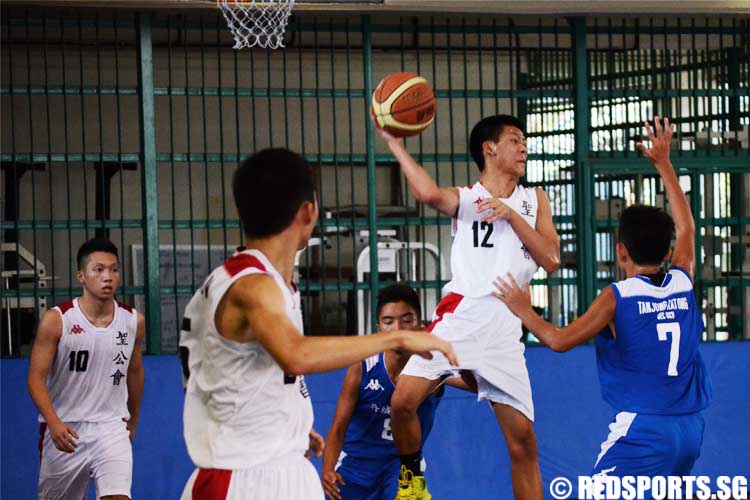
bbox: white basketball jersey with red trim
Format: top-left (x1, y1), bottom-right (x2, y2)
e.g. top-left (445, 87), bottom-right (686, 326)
top-left (445, 182), bottom-right (540, 298)
top-left (41, 298), bottom-right (137, 423)
top-left (180, 248), bottom-right (313, 470)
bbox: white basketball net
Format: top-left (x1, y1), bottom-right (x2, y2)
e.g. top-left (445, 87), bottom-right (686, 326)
top-left (217, 0), bottom-right (295, 50)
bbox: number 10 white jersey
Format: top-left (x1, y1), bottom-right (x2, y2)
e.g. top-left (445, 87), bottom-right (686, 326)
top-left (42, 298), bottom-right (137, 424)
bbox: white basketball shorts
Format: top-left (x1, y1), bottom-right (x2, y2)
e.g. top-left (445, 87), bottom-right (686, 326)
top-left (401, 292), bottom-right (535, 421)
top-left (38, 419), bottom-right (132, 500)
top-left (180, 454), bottom-right (324, 500)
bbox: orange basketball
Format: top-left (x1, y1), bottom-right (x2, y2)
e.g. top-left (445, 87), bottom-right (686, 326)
top-left (371, 72), bottom-right (436, 137)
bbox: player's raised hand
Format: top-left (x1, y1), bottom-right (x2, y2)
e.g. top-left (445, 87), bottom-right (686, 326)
top-left (322, 468), bottom-right (346, 500)
top-left (636, 116), bottom-right (674, 168)
top-left (398, 331), bottom-right (459, 366)
top-left (493, 273), bottom-right (532, 317)
top-left (49, 420), bottom-right (79, 453)
top-left (306, 428), bottom-right (325, 459)
top-left (477, 197), bottom-right (513, 224)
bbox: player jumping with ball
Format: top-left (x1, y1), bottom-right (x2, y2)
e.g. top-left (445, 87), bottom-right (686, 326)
top-left (373, 112), bottom-right (560, 500)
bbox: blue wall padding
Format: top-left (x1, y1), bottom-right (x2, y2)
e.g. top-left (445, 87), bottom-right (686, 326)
top-left (3, 342), bottom-right (748, 499)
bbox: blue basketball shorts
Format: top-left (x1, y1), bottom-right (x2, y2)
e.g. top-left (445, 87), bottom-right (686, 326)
top-left (592, 411), bottom-right (705, 476)
top-left (334, 453), bottom-right (400, 500)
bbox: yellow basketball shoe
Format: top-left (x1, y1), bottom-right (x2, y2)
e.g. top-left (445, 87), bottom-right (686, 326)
top-left (394, 465), bottom-right (432, 500)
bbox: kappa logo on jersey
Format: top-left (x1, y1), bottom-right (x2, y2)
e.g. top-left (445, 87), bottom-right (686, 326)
top-left (474, 196), bottom-right (483, 206)
top-left (365, 379), bottom-right (385, 391)
top-left (70, 324), bottom-right (85, 334)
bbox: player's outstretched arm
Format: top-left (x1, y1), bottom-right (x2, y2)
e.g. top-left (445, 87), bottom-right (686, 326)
top-left (231, 275), bottom-right (459, 375)
top-left (321, 364), bottom-right (360, 500)
top-left (370, 112), bottom-right (459, 216)
top-left (125, 313), bottom-right (146, 442)
top-left (636, 116), bottom-right (696, 278)
top-left (27, 310), bottom-right (79, 453)
top-left (493, 274), bottom-right (615, 352)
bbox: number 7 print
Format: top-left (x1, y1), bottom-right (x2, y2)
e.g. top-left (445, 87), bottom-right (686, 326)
top-left (657, 322), bottom-right (681, 376)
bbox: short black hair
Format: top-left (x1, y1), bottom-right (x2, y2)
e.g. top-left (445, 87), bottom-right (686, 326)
top-left (77, 238), bottom-right (119, 270)
top-left (376, 284), bottom-right (422, 320)
top-left (618, 204), bottom-right (675, 266)
top-left (233, 148), bottom-right (316, 238)
top-left (469, 114), bottom-right (525, 172)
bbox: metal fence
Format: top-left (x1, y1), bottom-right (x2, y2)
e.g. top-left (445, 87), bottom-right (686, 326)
top-left (2, 8), bottom-right (748, 355)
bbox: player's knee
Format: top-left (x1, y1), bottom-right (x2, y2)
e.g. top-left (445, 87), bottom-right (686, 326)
top-left (390, 389), bottom-right (420, 418)
top-left (506, 424), bottom-right (538, 462)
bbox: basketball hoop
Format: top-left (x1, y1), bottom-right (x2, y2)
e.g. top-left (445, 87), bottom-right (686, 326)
top-left (216, 0), bottom-right (295, 50)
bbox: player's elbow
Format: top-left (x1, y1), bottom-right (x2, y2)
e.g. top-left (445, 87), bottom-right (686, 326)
top-left (547, 336), bottom-right (572, 353)
top-left (27, 370), bottom-right (43, 395)
top-left (128, 363), bottom-right (145, 380)
top-left (277, 351), bottom-right (310, 376)
top-left (329, 421), bottom-right (348, 440)
top-left (550, 342), bottom-right (570, 353)
top-left (415, 187), bottom-right (442, 207)
top-left (278, 357), bottom-right (306, 376)
top-left (676, 222), bottom-right (695, 242)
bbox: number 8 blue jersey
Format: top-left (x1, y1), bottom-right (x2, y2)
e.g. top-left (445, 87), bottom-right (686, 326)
top-left (595, 267), bottom-right (712, 415)
top-left (342, 352), bottom-right (441, 460)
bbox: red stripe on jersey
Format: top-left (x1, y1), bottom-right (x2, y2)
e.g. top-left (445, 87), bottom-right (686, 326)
top-left (38, 423), bottom-right (47, 464)
top-left (57, 300), bottom-right (74, 315)
top-left (426, 293), bottom-right (464, 333)
top-left (224, 253), bottom-right (266, 277)
top-left (466, 183), bottom-right (474, 189)
top-left (192, 469), bottom-right (232, 500)
top-left (116, 301), bottom-right (133, 313)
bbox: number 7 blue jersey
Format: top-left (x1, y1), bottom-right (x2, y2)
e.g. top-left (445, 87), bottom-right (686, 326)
top-left (595, 267), bottom-right (712, 415)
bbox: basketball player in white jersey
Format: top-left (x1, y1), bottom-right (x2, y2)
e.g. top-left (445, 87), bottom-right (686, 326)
top-left (178, 148), bottom-right (458, 500)
top-left (372, 114), bottom-right (560, 500)
top-left (27, 238), bottom-right (145, 500)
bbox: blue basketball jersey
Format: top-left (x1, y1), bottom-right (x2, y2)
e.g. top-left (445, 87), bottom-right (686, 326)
top-left (596, 267), bottom-right (712, 415)
top-left (342, 353), bottom-right (441, 460)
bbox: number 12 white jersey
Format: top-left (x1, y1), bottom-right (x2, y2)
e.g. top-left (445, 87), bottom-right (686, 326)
top-left (444, 182), bottom-right (540, 298)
